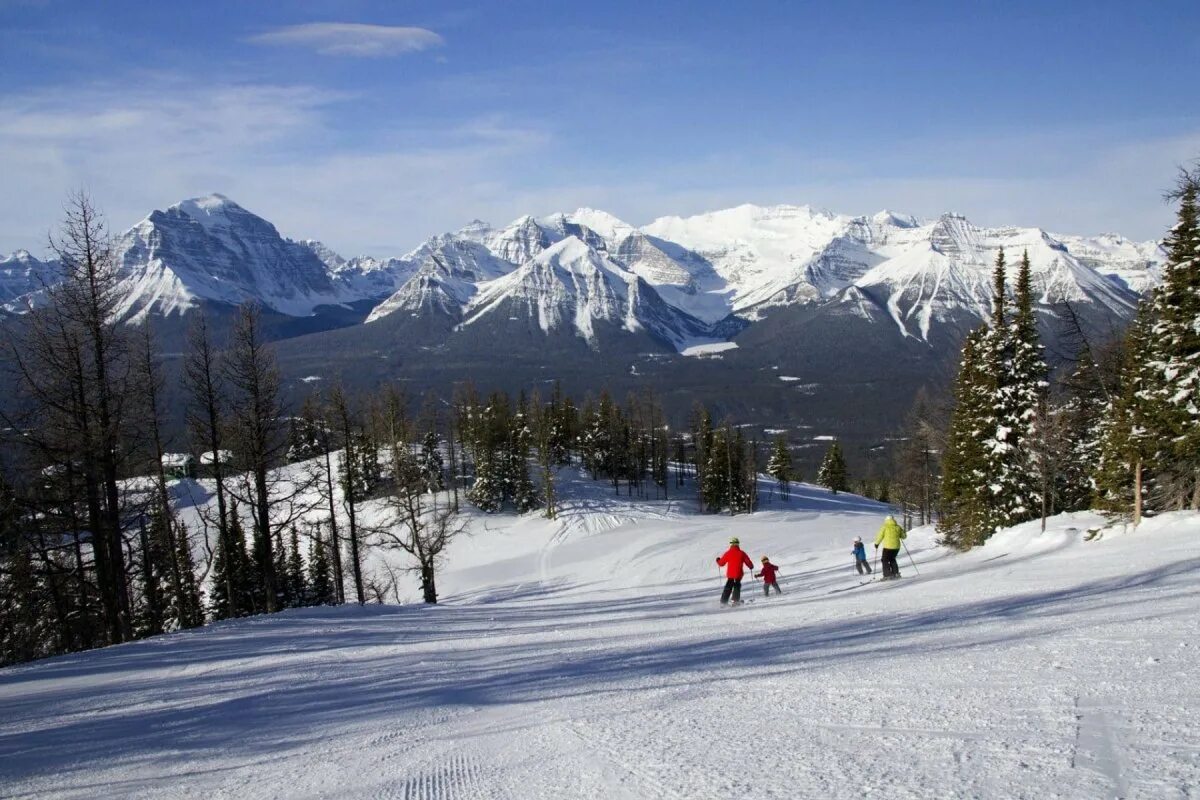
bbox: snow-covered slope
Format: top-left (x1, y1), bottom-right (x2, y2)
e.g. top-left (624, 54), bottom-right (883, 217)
top-left (1054, 232), bottom-right (1166, 293)
top-left (3, 464), bottom-right (1197, 799)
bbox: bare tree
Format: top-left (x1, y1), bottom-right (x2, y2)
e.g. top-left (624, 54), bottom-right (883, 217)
top-left (223, 305), bottom-right (284, 613)
top-left (134, 325), bottom-right (200, 627)
top-left (373, 386), bottom-right (463, 604)
top-left (5, 192), bottom-right (135, 643)
top-left (184, 312), bottom-right (237, 616)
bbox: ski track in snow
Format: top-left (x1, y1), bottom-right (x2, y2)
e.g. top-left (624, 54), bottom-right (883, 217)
top-left (1, 470), bottom-right (1199, 799)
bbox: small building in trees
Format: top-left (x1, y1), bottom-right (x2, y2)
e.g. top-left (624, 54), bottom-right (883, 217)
top-left (199, 450), bottom-right (233, 479)
top-left (161, 453), bottom-right (196, 480)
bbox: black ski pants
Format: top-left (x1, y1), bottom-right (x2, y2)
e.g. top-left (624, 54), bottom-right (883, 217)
top-left (763, 581), bottom-right (781, 597)
top-left (720, 578), bottom-right (743, 604)
top-left (855, 559), bottom-right (872, 575)
top-left (881, 547), bottom-right (900, 578)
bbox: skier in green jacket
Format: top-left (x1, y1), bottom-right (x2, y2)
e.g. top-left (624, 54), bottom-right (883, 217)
top-left (873, 515), bottom-right (907, 580)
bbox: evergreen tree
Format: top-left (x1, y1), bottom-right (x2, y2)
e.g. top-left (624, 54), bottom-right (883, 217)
top-left (0, 541), bottom-right (54, 665)
top-left (766, 435), bottom-right (792, 499)
top-left (701, 427), bottom-right (732, 511)
top-left (134, 515), bottom-right (166, 638)
top-left (817, 441), bottom-right (848, 494)
top-left (939, 330), bottom-right (993, 548)
top-left (208, 509), bottom-right (239, 620)
top-left (287, 526), bottom-right (307, 606)
top-left (1145, 169), bottom-right (1200, 508)
top-left (307, 525), bottom-right (333, 606)
top-left (994, 250), bottom-right (1049, 524)
top-left (507, 410), bottom-right (539, 513)
top-left (467, 449), bottom-right (504, 513)
top-left (417, 430), bottom-right (446, 494)
top-left (171, 521), bottom-right (203, 628)
top-left (1094, 303), bottom-right (1159, 520)
top-left (272, 528), bottom-right (290, 608)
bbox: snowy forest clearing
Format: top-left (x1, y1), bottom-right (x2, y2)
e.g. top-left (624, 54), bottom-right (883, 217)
top-left (2, 471), bottom-right (1198, 799)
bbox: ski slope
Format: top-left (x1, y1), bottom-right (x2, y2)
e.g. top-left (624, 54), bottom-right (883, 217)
top-left (2, 470), bottom-right (1198, 799)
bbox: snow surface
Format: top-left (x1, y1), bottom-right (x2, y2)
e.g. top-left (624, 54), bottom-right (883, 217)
top-left (679, 341), bottom-right (739, 357)
top-left (2, 464), bottom-right (1198, 800)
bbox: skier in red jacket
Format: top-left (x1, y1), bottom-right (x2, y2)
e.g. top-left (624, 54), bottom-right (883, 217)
top-left (716, 537), bottom-right (754, 605)
top-left (754, 556), bottom-right (781, 597)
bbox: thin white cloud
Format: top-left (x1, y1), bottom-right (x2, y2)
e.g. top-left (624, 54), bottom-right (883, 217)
top-left (0, 79), bottom-right (550, 256)
top-left (249, 23), bottom-right (444, 57)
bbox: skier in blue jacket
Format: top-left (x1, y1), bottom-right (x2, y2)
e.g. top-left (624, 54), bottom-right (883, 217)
top-left (852, 536), bottom-right (872, 575)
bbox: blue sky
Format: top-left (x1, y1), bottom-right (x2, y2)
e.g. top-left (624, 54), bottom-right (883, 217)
top-left (1, 0), bottom-right (1198, 256)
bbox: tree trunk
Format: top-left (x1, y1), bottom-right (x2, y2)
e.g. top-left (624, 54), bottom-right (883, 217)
top-left (1133, 459), bottom-right (1143, 526)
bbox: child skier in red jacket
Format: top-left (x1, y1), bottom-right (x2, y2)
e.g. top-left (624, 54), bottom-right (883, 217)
top-left (716, 538), bottom-right (754, 605)
top-left (755, 556), bottom-right (782, 597)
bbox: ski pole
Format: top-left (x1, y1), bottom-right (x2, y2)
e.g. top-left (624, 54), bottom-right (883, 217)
top-left (873, 547), bottom-right (879, 576)
top-left (902, 540), bottom-right (920, 576)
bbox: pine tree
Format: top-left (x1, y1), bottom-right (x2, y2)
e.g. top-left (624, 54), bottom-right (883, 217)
top-left (1145, 169), bottom-right (1200, 508)
top-left (468, 449), bottom-right (504, 513)
top-left (171, 521), bottom-right (203, 628)
top-left (766, 435), bottom-right (792, 500)
top-left (998, 250), bottom-right (1049, 523)
top-left (938, 329), bottom-right (993, 548)
top-left (507, 411), bottom-right (539, 513)
top-left (817, 441), bottom-right (848, 494)
top-left (701, 427), bottom-right (731, 511)
top-left (307, 525), bottom-right (333, 606)
top-left (287, 526), bottom-right (307, 605)
top-left (134, 515), bottom-right (166, 638)
top-left (0, 541), bottom-right (54, 665)
top-left (417, 431), bottom-right (445, 493)
top-left (272, 528), bottom-right (290, 608)
top-left (1094, 303), bottom-right (1159, 520)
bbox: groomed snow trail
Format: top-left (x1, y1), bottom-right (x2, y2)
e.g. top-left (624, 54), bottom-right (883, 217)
top-left (2, 474), bottom-right (1198, 799)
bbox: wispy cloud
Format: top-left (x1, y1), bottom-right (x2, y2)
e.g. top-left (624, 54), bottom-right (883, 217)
top-left (249, 23), bottom-right (444, 57)
top-left (0, 78), bottom-right (552, 256)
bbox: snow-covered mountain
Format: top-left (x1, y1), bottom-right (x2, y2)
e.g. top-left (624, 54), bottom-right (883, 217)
top-left (841, 214), bottom-right (1142, 339)
top-left (461, 236), bottom-right (712, 349)
top-left (109, 195), bottom-right (423, 321)
top-left (1, 196), bottom-right (1165, 353)
top-left (0, 249), bottom-right (57, 305)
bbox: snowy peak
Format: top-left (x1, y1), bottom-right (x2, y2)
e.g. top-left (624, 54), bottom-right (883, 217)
top-left (365, 236), bottom-right (514, 323)
top-left (462, 235), bottom-right (711, 350)
top-left (0, 249), bottom-right (57, 305)
top-left (113, 195), bottom-right (345, 319)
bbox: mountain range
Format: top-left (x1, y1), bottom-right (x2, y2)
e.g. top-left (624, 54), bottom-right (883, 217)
top-left (0, 194), bottom-right (1165, 468)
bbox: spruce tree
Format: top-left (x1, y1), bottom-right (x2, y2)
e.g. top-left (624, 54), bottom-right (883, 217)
top-left (287, 526), bottom-right (307, 606)
top-left (507, 411), bottom-right (539, 513)
top-left (766, 435), bottom-right (792, 499)
top-left (999, 250), bottom-right (1049, 523)
top-left (171, 521), bottom-right (203, 628)
top-left (817, 441), bottom-right (848, 494)
top-left (418, 431), bottom-right (445, 494)
top-left (1145, 169), bottom-right (1200, 508)
top-left (938, 329), bottom-right (993, 548)
top-left (1094, 303), bottom-right (1159, 520)
top-left (468, 449), bottom-right (504, 513)
top-left (307, 526), bottom-right (333, 606)
top-left (701, 427), bottom-right (731, 511)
